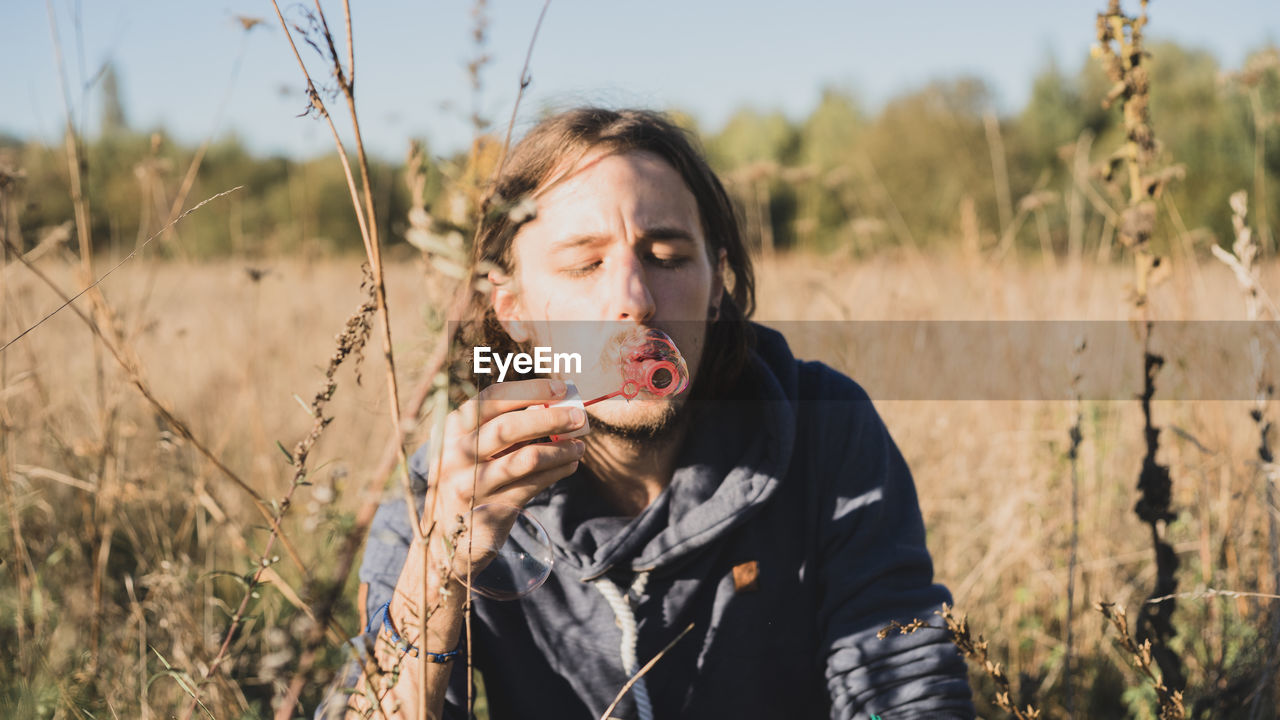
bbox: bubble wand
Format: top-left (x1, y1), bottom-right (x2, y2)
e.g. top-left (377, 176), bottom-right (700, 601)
top-left (547, 328), bottom-right (691, 439)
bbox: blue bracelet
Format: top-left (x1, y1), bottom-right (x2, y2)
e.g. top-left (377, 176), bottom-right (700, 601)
top-left (371, 601), bottom-right (460, 664)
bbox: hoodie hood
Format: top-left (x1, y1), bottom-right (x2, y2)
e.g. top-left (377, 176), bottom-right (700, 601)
top-left (521, 323), bottom-right (799, 581)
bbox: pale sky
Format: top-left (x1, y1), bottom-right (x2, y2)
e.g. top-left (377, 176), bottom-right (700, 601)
top-left (3, 1), bottom-right (1277, 161)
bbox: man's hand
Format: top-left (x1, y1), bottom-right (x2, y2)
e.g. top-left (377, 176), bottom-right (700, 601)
top-left (427, 377), bottom-right (585, 575)
top-left (363, 378), bottom-right (585, 720)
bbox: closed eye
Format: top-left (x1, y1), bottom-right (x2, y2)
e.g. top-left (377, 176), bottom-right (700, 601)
top-left (647, 253), bottom-right (691, 270)
top-left (562, 260), bottom-right (602, 278)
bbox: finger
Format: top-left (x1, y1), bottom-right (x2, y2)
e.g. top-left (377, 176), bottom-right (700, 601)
top-left (479, 439), bottom-right (584, 495)
top-left (485, 459), bottom-right (582, 508)
top-left (474, 405), bottom-right (587, 460)
top-left (436, 439), bottom-right (583, 516)
top-left (453, 378), bottom-right (568, 433)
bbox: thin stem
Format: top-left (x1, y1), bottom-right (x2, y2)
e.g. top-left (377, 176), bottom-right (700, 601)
top-left (598, 623), bottom-right (694, 720)
top-left (155, 28), bottom-right (254, 262)
top-left (344, 0), bottom-right (355, 91)
top-left (1065, 339), bottom-right (1084, 719)
top-left (495, 0), bottom-right (552, 179)
top-left (1250, 88), bottom-right (1272, 253)
top-left (269, 0), bottom-right (373, 260)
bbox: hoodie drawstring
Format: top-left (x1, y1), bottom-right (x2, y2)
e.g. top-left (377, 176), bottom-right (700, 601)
top-left (591, 571), bottom-right (653, 720)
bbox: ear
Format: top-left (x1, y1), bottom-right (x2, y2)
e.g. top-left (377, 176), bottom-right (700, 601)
top-left (710, 248), bottom-right (728, 311)
top-left (489, 268), bottom-right (531, 343)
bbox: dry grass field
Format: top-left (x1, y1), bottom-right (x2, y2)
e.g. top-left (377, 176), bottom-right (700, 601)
top-left (4, 248), bottom-right (1280, 718)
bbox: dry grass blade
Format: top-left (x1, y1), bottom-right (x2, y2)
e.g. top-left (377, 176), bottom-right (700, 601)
top-left (1145, 588), bottom-right (1280, 604)
top-left (598, 623), bottom-right (694, 720)
top-left (11, 463), bottom-right (96, 493)
top-left (0, 187), bottom-right (242, 353)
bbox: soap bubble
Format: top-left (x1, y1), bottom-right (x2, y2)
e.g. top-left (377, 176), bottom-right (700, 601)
top-left (456, 503), bottom-right (554, 601)
top-left (617, 328), bottom-right (690, 398)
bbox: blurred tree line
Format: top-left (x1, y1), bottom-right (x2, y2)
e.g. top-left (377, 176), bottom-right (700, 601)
top-left (1, 41), bottom-right (1277, 260)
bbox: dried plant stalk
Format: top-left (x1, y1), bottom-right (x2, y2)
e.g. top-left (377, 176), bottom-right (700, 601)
top-left (1093, 0), bottom-right (1185, 691)
top-left (1210, 191), bottom-right (1280, 718)
top-left (256, 4), bottom-right (426, 716)
top-left (1097, 602), bottom-right (1186, 719)
top-left (1065, 337), bottom-right (1086, 718)
top-left (880, 604), bottom-right (1041, 719)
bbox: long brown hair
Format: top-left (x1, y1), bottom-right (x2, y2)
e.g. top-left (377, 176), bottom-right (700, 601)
top-left (449, 107), bottom-right (756, 403)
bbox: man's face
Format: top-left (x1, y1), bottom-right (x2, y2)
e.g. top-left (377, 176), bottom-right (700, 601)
top-left (494, 149), bottom-right (723, 434)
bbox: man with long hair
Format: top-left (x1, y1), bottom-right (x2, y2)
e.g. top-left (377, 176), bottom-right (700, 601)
top-left (333, 108), bottom-right (973, 719)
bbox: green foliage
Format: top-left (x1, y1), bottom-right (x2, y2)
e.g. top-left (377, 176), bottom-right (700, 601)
top-left (1146, 43), bottom-right (1244, 242)
top-left (4, 129), bottom-right (414, 259)
top-left (705, 107), bottom-right (799, 169)
top-left (800, 87), bottom-right (866, 170)
top-left (864, 76), bottom-right (1001, 243)
top-left (794, 89), bottom-right (869, 250)
top-left (2, 40), bottom-right (1277, 262)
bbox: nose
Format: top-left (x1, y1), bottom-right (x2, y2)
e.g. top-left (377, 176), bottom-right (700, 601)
top-left (606, 251), bottom-right (655, 323)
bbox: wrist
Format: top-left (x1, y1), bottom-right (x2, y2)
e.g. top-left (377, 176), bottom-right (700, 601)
top-left (391, 543), bottom-right (467, 616)
top-left (372, 601), bottom-right (461, 664)
top-left (384, 539), bottom-right (467, 662)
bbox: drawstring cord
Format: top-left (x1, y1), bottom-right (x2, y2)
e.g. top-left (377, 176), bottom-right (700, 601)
top-left (591, 571), bottom-right (653, 720)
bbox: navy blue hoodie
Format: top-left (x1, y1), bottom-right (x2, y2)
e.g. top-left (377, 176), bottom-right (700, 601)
top-left (344, 324), bottom-right (974, 719)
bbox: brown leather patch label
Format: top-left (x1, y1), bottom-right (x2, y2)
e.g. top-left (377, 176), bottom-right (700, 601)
top-left (732, 560), bottom-right (759, 593)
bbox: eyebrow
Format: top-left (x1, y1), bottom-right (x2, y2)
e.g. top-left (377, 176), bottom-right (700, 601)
top-left (549, 226), bottom-right (698, 253)
top-left (639, 226), bottom-right (698, 244)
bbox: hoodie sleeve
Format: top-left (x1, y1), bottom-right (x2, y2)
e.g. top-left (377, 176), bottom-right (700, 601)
top-left (314, 444), bottom-right (471, 720)
top-left (812, 370), bottom-right (975, 719)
